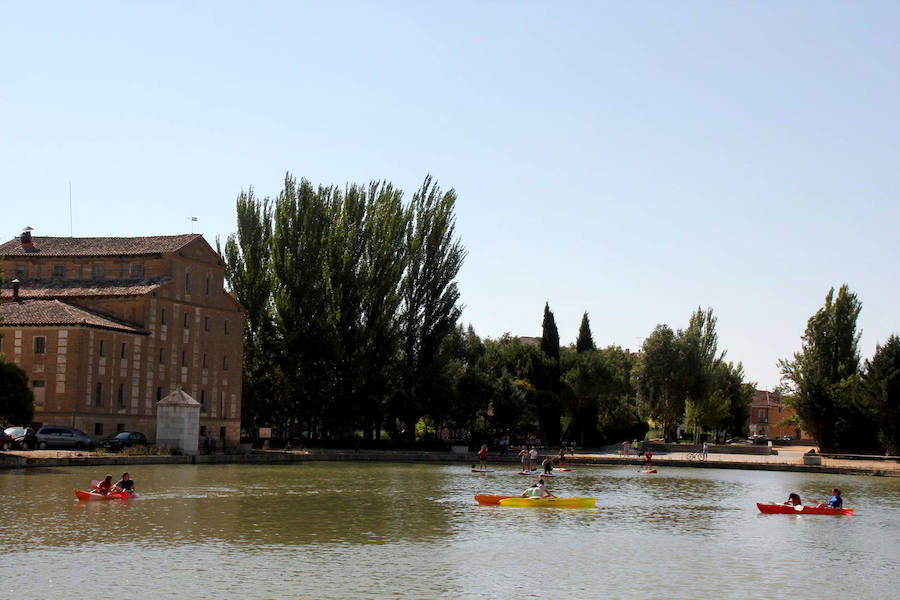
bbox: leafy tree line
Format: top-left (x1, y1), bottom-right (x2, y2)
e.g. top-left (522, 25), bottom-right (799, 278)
top-left (221, 174), bottom-right (465, 442)
top-left (779, 285), bottom-right (900, 453)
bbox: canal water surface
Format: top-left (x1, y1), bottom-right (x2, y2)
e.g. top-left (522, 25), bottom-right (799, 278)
top-left (1, 462), bottom-right (898, 598)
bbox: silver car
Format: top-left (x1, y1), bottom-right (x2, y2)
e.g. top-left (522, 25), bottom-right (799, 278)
top-left (35, 426), bottom-right (97, 450)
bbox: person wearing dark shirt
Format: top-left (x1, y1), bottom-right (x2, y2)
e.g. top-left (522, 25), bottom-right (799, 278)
top-left (784, 493), bottom-right (802, 506)
top-left (114, 472), bottom-right (135, 493)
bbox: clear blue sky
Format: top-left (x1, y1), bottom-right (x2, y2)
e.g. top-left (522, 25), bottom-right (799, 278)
top-left (3, 1), bottom-right (899, 390)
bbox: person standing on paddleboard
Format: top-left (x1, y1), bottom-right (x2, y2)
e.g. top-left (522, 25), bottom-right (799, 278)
top-left (542, 457), bottom-right (553, 475)
top-left (478, 444), bottom-right (488, 470)
top-left (644, 450), bottom-right (653, 469)
top-left (529, 446), bottom-right (538, 471)
top-left (518, 445), bottom-right (529, 472)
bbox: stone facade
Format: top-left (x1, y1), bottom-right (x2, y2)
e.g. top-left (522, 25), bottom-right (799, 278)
top-left (0, 232), bottom-right (243, 448)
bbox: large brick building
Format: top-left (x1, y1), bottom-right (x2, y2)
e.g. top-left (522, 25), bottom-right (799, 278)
top-left (0, 230), bottom-right (243, 448)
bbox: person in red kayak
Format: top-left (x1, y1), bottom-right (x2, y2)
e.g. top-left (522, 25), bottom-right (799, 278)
top-left (114, 472), bottom-right (135, 493)
top-left (827, 488), bottom-right (843, 509)
top-left (96, 474), bottom-right (113, 495)
top-left (477, 444), bottom-right (488, 470)
top-left (784, 493), bottom-right (802, 506)
top-left (644, 450), bottom-right (653, 469)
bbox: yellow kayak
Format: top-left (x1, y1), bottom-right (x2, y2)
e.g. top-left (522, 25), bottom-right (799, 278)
top-left (498, 496), bottom-right (596, 508)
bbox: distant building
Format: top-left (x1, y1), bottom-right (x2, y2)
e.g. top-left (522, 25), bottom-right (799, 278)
top-left (749, 390), bottom-right (805, 440)
top-left (0, 231), bottom-right (243, 448)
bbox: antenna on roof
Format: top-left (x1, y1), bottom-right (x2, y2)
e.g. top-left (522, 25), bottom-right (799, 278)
top-left (190, 216), bottom-right (198, 233)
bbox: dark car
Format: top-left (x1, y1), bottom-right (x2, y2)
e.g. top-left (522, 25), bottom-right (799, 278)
top-left (35, 426), bottom-right (97, 450)
top-left (99, 431), bottom-right (148, 452)
top-left (0, 428), bottom-right (14, 450)
top-left (4, 426), bottom-right (37, 450)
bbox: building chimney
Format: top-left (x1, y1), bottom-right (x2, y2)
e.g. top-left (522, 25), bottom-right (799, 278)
top-left (20, 229), bottom-right (33, 249)
top-left (12, 278), bottom-right (20, 301)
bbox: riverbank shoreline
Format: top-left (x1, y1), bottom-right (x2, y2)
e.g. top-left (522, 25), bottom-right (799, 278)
top-left (3, 446), bottom-right (899, 476)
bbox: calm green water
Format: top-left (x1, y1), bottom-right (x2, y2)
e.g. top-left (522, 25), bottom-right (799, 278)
top-left (1, 462), bottom-right (898, 599)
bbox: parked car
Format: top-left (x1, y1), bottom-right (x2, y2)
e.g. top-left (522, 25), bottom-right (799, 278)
top-left (99, 431), bottom-right (148, 452)
top-left (4, 426), bottom-right (37, 450)
top-left (0, 428), bottom-right (14, 450)
top-left (35, 426), bottom-right (97, 450)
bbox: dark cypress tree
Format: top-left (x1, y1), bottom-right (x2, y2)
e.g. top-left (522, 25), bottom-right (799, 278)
top-left (537, 302), bottom-right (561, 443)
top-left (576, 311), bottom-right (596, 353)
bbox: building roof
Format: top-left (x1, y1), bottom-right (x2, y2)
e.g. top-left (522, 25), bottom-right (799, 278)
top-left (0, 299), bottom-right (148, 334)
top-left (0, 234), bottom-right (202, 257)
top-left (0, 277), bottom-right (170, 300)
top-left (752, 389), bottom-right (786, 409)
top-left (158, 388), bottom-right (200, 406)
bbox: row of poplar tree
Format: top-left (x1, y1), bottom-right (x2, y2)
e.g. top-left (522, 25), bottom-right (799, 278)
top-left (221, 173), bottom-right (756, 447)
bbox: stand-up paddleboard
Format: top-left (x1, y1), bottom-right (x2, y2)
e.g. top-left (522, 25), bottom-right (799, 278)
top-left (471, 469), bottom-right (495, 473)
top-left (641, 469), bottom-right (657, 474)
top-left (553, 467), bottom-right (571, 472)
top-left (517, 471), bottom-right (555, 477)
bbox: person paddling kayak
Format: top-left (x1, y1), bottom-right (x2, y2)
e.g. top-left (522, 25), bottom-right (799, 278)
top-left (537, 477), bottom-right (555, 498)
top-left (827, 488), bottom-right (843, 508)
top-left (114, 472), bottom-right (135, 493)
top-left (784, 493), bottom-right (802, 506)
top-left (95, 474), bottom-right (113, 495)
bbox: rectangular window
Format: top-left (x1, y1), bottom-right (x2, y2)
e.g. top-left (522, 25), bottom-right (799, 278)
top-left (181, 351), bottom-right (187, 367)
top-left (34, 336), bottom-right (46, 354)
top-left (117, 383), bottom-right (125, 408)
top-left (161, 308), bottom-right (167, 325)
top-left (94, 423), bottom-right (103, 436)
top-left (159, 348), bottom-right (164, 364)
top-left (758, 409), bottom-right (767, 423)
top-left (52, 264), bottom-right (65, 277)
top-left (220, 392), bottom-right (226, 418)
top-left (223, 356), bottom-right (228, 371)
top-left (33, 380), bottom-right (46, 388)
top-left (205, 275), bottom-right (211, 297)
top-left (116, 423), bottom-right (125, 433)
top-left (129, 262), bottom-right (144, 278)
top-left (95, 382), bottom-right (103, 406)
top-left (224, 320), bottom-right (229, 335)
top-left (92, 262), bottom-right (106, 279)
top-left (156, 386), bottom-right (162, 402)
top-left (200, 390), bottom-right (206, 412)
top-left (204, 317), bottom-right (210, 332)
top-left (184, 312), bottom-right (189, 329)
top-left (121, 343), bottom-right (127, 359)
top-left (14, 264), bottom-right (26, 278)
top-left (185, 272), bottom-right (191, 294)
top-left (202, 354), bottom-right (208, 369)
top-left (99, 340), bottom-right (105, 357)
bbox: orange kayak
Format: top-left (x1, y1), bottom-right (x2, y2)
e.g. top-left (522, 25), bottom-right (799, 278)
top-left (756, 502), bottom-right (852, 516)
top-left (74, 489), bottom-right (136, 501)
top-left (474, 494), bottom-right (517, 505)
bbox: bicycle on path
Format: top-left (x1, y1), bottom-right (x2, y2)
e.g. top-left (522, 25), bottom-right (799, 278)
top-left (687, 452), bottom-right (708, 461)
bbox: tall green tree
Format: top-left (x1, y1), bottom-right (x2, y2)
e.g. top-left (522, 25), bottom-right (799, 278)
top-left (398, 175), bottom-right (466, 439)
top-left (271, 174), bottom-right (336, 437)
top-left (682, 307), bottom-right (727, 441)
top-left (778, 285), bottom-right (862, 450)
top-left (220, 188), bottom-right (277, 435)
top-left (632, 324), bottom-right (688, 442)
top-left (576, 311), bottom-right (596, 353)
top-left (862, 335), bottom-right (900, 454)
top-left (535, 302), bottom-right (562, 444)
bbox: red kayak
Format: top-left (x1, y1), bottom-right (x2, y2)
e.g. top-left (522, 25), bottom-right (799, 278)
top-left (74, 489), bottom-right (136, 501)
top-left (641, 469), bottom-right (657, 474)
top-left (756, 502), bottom-right (853, 516)
top-left (474, 494), bottom-right (517, 505)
